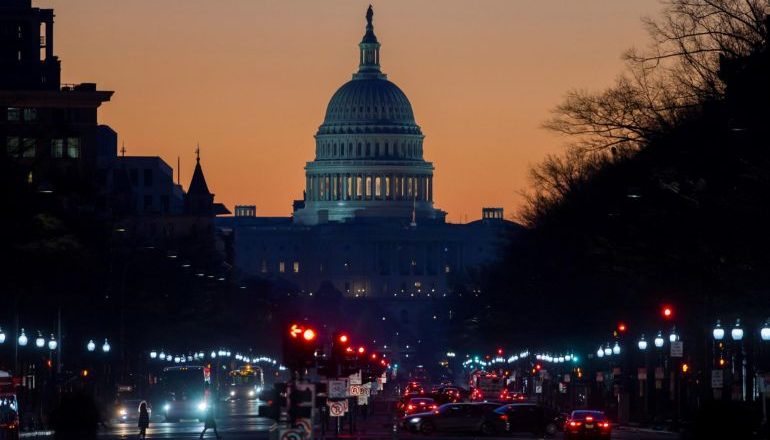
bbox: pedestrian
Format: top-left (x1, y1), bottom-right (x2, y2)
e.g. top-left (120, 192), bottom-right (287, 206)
top-left (138, 401), bottom-right (150, 440)
top-left (199, 403), bottom-right (221, 440)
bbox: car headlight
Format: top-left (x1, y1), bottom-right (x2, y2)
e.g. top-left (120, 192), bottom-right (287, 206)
top-left (163, 404), bottom-right (170, 412)
top-left (256, 387), bottom-right (262, 393)
top-left (198, 401), bottom-right (207, 411)
top-left (119, 408), bottom-right (128, 416)
top-left (248, 390), bottom-right (255, 397)
top-left (230, 391), bottom-right (236, 397)
top-left (409, 417), bottom-right (421, 423)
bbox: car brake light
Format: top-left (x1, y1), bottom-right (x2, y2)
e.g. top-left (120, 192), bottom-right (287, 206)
top-left (569, 421), bottom-right (582, 427)
top-left (407, 405), bottom-right (414, 410)
top-left (499, 414), bottom-right (508, 421)
top-left (600, 422), bottom-right (610, 428)
top-left (586, 416), bottom-right (593, 422)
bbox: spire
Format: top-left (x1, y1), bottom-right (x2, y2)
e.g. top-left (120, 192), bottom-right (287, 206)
top-left (188, 147), bottom-right (211, 195)
top-left (354, 5), bottom-right (385, 79)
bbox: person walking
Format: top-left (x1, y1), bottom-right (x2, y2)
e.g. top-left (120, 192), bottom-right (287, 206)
top-left (137, 401), bottom-right (150, 440)
top-left (199, 403), bottom-right (220, 440)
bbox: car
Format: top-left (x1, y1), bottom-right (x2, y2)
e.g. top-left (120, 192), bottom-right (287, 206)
top-left (404, 382), bottom-right (425, 396)
top-left (487, 403), bottom-right (561, 437)
top-left (564, 410), bottom-right (611, 439)
top-left (402, 397), bottom-right (437, 416)
top-left (403, 402), bottom-right (503, 435)
top-left (115, 399), bottom-right (151, 423)
top-left (498, 388), bottom-right (527, 402)
top-left (0, 394), bottom-right (19, 440)
top-left (434, 386), bottom-right (462, 403)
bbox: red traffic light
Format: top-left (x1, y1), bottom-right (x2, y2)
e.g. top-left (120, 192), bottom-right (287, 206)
top-left (338, 334), bottom-right (349, 343)
top-left (617, 322), bottom-right (627, 333)
top-left (289, 324), bottom-right (302, 338)
top-left (302, 328), bottom-right (316, 341)
top-left (662, 306), bottom-right (674, 319)
top-left (357, 346), bottom-right (365, 354)
top-left (535, 364), bottom-right (542, 371)
top-left (370, 353), bottom-right (378, 360)
top-left (497, 348), bottom-right (503, 356)
top-left (345, 347), bottom-right (353, 353)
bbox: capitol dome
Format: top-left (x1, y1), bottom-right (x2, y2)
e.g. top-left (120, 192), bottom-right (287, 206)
top-left (319, 78), bottom-right (420, 132)
top-left (293, 6), bottom-right (443, 226)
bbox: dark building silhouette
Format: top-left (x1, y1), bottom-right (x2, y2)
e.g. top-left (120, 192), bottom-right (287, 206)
top-left (0, 0), bottom-right (112, 195)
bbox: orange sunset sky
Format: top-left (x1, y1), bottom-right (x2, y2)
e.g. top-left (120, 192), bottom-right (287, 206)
top-left (39, 0), bottom-right (662, 222)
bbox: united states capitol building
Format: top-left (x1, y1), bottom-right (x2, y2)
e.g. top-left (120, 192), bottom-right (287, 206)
top-left (219, 8), bottom-right (521, 302)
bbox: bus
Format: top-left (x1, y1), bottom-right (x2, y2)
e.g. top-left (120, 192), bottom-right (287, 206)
top-left (158, 366), bottom-right (210, 422)
top-left (226, 365), bottom-right (264, 401)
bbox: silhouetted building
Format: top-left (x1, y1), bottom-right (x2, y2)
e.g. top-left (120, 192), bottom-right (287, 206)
top-left (0, 0), bottom-right (112, 195)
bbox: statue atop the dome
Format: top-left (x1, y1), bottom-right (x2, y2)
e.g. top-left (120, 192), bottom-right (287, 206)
top-left (366, 5), bottom-right (373, 27)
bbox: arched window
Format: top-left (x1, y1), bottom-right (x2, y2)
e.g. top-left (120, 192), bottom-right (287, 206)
top-left (375, 176), bottom-right (382, 198)
top-left (365, 176), bottom-right (372, 198)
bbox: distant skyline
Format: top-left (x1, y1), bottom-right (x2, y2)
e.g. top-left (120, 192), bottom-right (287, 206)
top-left (40, 0), bottom-right (661, 222)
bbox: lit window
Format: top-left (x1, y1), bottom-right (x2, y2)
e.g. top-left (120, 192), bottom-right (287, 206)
top-left (293, 262), bottom-right (299, 273)
top-left (66, 137), bottom-right (80, 158)
top-left (7, 108), bottom-right (20, 122)
top-left (365, 176), bottom-right (372, 197)
top-left (23, 108), bottom-right (37, 122)
top-left (385, 176), bottom-right (391, 198)
top-left (22, 138), bottom-right (35, 158)
top-left (260, 259), bottom-right (267, 273)
top-left (375, 177), bottom-right (381, 198)
top-left (6, 137), bottom-right (20, 157)
top-left (279, 262), bottom-right (285, 273)
top-left (445, 265), bottom-right (451, 273)
top-left (51, 139), bottom-right (63, 158)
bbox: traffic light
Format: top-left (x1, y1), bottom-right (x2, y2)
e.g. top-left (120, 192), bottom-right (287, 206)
top-left (497, 348), bottom-right (504, 356)
top-left (661, 305), bottom-right (674, 320)
top-left (681, 363), bottom-right (689, 373)
top-left (284, 323), bottom-right (318, 374)
top-left (617, 322), bottom-right (627, 333)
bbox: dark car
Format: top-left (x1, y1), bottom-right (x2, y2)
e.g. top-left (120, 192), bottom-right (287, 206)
top-left (564, 410), bottom-right (611, 439)
top-left (487, 403), bottom-right (561, 437)
top-left (403, 402), bottom-right (502, 435)
top-left (403, 397), bottom-right (438, 416)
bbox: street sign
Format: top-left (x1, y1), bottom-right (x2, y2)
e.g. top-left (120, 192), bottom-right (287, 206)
top-left (328, 380), bottom-right (347, 398)
top-left (279, 429), bottom-right (304, 440)
top-left (535, 385), bottom-right (543, 394)
top-left (711, 370), bottom-right (724, 389)
top-left (349, 371), bottom-right (362, 385)
top-left (357, 394), bottom-right (368, 405)
top-left (670, 341), bottom-right (684, 357)
top-left (295, 418), bottom-right (312, 439)
top-left (348, 384), bottom-right (370, 396)
top-left (327, 400), bottom-right (348, 417)
top-left (637, 368), bottom-right (647, 380)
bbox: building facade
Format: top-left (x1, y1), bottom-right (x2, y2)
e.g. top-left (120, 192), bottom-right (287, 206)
top-left (221, 7), bottom-right (521, 301)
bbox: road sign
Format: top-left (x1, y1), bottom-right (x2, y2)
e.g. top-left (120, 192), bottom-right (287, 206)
top-left (711, 370), bottom-right (724, 389)
top-left (357, 394), bottom-right (368, 405)
top-left (327, 400), bottom-right (348, 417)
top-left (348, 384), bottom-right (370, 396)
top-left (295, 418), bottom-right (312, 439)
top-left (535, 385), bottom-right (543, 394)
top-left (670, 341), bottom-right (684, 357)
top-left (349, 371), bottom-right (362, 385)
top-left (328, 380), bottom-right (347, 398)
top-left (279, 429), bottom-right (304, 440)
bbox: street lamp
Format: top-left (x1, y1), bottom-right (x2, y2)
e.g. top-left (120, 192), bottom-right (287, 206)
top-left (35, 331), bottom-right (45, 348)
top-left (18, 329), bottom-right (28, 347)
top-left (654, 331), bottom-right (665, 348)
top-left (210, 351), bottom-right (217, 359)
top-left (638, 334), bottom-right (648, 351)
top-left (48, 335), bottom-right (57, 351)
top-left (603, 344), bottom-right (612, 357)
top-left (0, 327), bottom-right (5, 344)
top-left (612, 342), bottom-right (621, 355)
top-left (713, 320), bottom-right (725, 341)
top-left (150, 350), bottom-right (157, 359)
top-left (669, 326), bottom-right (678, 343)
top-left (597, 347), bottom-right (605, 358)
top-left (102, 339), bottom-right (111, 353)
top-left (731, 319), bottom-right (744, 341)
top-left (761, 321), bottom-right (770, 342)
top-left (159, 350), bottom-right (165, 360)
top-left (87, 340), bottom-right (96, 352)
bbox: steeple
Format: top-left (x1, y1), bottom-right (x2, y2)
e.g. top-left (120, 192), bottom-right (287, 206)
top-left (188, 147), bottom-right (211, 196)
top-left (354, 5), bottom-right (386, 80)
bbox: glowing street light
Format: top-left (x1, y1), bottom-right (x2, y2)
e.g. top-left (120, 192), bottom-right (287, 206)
top-left (18, 329), bottom-right (28, 347)
top-left (638, 334), bottom-right (648, 351)
top-left (669, 326), bottom-right (678, 343)
top-left (654, 332), bottom-right (665, 348)
top-left (761, 321), bottom-right (770, 342)
top-left (35, 332), bottom-right (45, 348)
top-left (0, 327), bottom-right (5, 344)
top-left (48, 335), bottom-right (57, 351)
top-left (731, 319), bottom-right (744, 341)
top-left (612, 342), bottom-right (621, 355)
top-left (87, 340), bottom-right (96, 352)
top-left (713, 320), bottom-right (725, 341)
top-left (102, 339), bottom-right (111, 353)
top-left (603, 345), bottom-right (612, 357)
top-left (597, 347), bottom-right (604, 358)
top-left (150, 350), bottom-right (158, 359)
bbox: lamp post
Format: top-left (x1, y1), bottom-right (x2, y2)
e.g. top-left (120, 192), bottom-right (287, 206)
top-left (638, 335), bottom-right (649, 422)
top-left (731, 319), bottom-right (746, 401)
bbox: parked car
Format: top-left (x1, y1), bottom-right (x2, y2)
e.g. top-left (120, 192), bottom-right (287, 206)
top-left (403, 402), bottom-right (502, 435)
top-left (564, 410), bottom-right (611, 439)
top-left (487, 403), bottom-right (562, 437)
